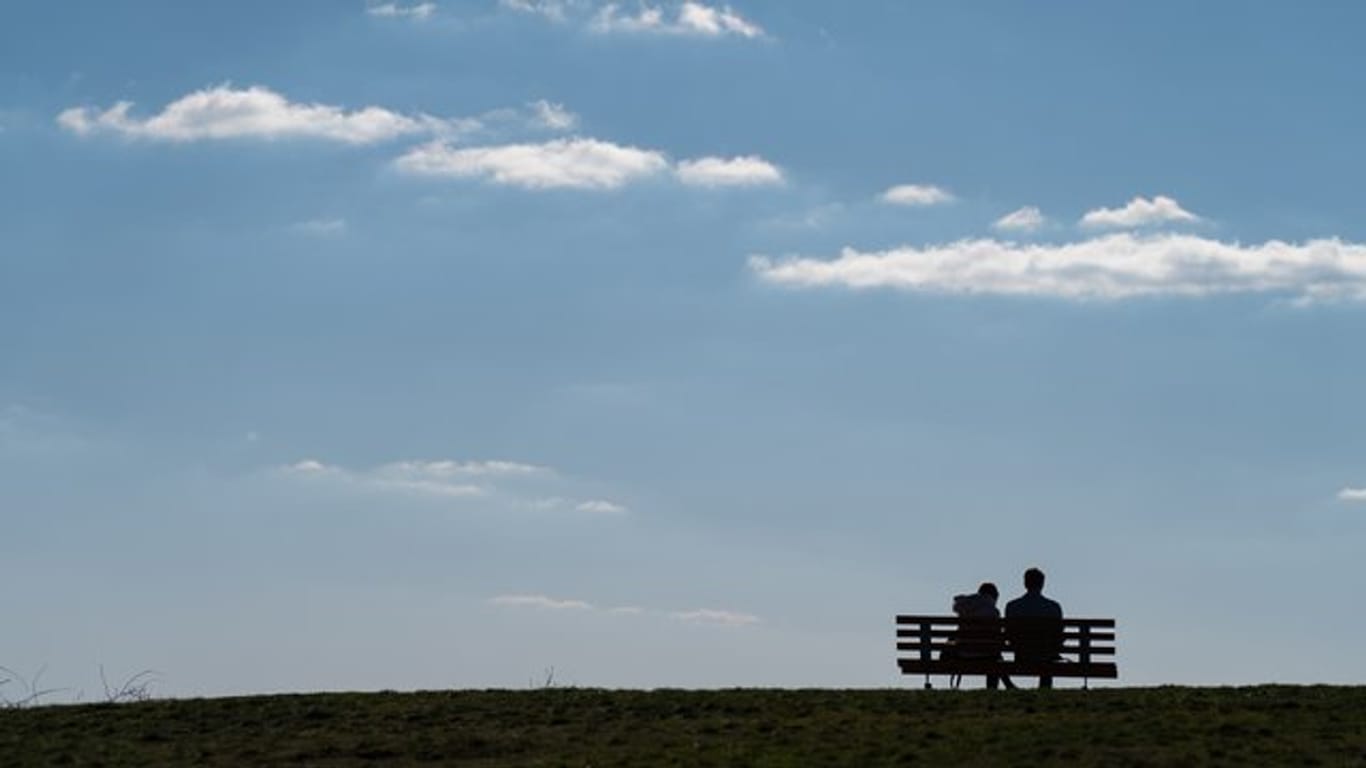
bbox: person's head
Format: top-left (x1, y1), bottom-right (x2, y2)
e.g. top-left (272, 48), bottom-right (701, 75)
top-left (1023, 567), bottom-right (1045, 593)
top-left (978, 582), bottom-right (999, 599)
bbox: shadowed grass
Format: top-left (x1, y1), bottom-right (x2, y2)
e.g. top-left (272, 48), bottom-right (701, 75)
top-left (3, 686), bottom-right (1365, 766)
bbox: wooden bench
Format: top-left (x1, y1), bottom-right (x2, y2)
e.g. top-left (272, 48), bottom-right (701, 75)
top-left (895, 615), bottom-right (1118, 688)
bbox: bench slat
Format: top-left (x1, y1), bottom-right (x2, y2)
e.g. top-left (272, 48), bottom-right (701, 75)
top-left (895, 641), bottom-right (1116, 655)
top-left (895, 628), bottom-right (967, 639)
top-left (895, 628), bottom-right (1115, 642)
top-left (896, 615), bottom-right (1115, 629)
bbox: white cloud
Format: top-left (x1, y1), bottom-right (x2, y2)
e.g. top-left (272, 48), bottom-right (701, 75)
top-left (750, 233), bottom-right (1366, 303)
top-left (394, 137), bottom-right (669, 189)
top-left (880, 184), bottom-right (954, 207)
top-left (575, 499), bottom-right (628, 515)
top-left (58, 85), bottom-right (458, 144)
top-left (489, 594), bottom-right (593, 610)
top-left (490, 594), bottom-right (758, 625)
top-left (675, 2), bottom-right (762, 37)
top-left (383, 459), bottom-right (545, 476)
top-left (526, 496), bottom-right (630, 515)
top-left (993, 206), bottom-right (1045, 233)
top-left (276, 457), bottom-right (642, 518)
top-left (292, 218), bottom-right (347, 237)
top-left (1080, 195), bottom-right (1201, 229)
top-left (1338, 488), bottom-right (1366, 502)
top-left (528, 99), bottom-right (578, 131)
top-left (669, 608), bottom-right (761, 626)
top-left (366, 2), bottom-right (437, 19)
top-left (592, 3), bottom-right (664, 32)
top-left (592, 2), bottom-right (763, 38)
top-left (280, 458), bottom-right (486, 498)
top-left (396, 139), bottom-right (786, 192)
top-left (499, 0), bottom-right (575, 21)
top-left (284, 459), bottom-right (336, 474)
top-left (676, 155), bottom-right (784, 187)
top-left (368, 460), bottom-right (548, 496)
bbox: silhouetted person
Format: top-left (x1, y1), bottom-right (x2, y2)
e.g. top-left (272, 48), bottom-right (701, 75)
top-left (1005, 567), bottom-right (1063, 689)
top-left (947, 582), bottom-right (1016, 690)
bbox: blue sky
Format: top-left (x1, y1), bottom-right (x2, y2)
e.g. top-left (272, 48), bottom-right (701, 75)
top-left (3, 1), bottom-right (1366, 697)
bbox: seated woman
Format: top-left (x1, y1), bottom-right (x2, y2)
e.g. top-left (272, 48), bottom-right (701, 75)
top-left (944, 582), bottom-right (1016, 690)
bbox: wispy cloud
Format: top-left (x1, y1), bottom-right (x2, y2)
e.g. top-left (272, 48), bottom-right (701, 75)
top-left (385, 459), bottom-right (546, 476)
top-left (489, 594), bottom-right (593, 610)
top-left (674, 1), bottom-right (762, 37)
top-left (575, 499), bottom-right (629, 515)
top-left (292, 218), bottom-right (348, 237)
top-left (750, 233), bottom-right (1366, 303)
top-left (880, 184), bottom-right (954, 207)
top-left (676, 155), bottom-right (784, 187)
top-left (500, 1), bottom-right (765, 39)
top-left (499, 0), bottom-right (576, 21)
top-left (1080, 195), bottom-right (1201, 229)
top-left (366, 2), bottom-right (437, 20)
top-left (395, 138), bottom-right (669, 189)
top-left (396, 138), bottom-right (784, 192)
top-left (280, 458), bottom-right (631, 516)
top-left (56, 85), bottom-right (584, 150)
top-left (668, 608), bottom-right (761, 626)
top-left (490, 594), bottom-right (760, 625)
top-left (993, 206), bottom-right (1045, 233)
top-left (58, 85), bottom-right (466, 144)
top-left (65, 85), bottom-right (770, 195)
top-left (282, 458), bottom-right (489, 497)
top-left (527, 100), bottom-right (579, 131)
top-left (1338, 488), bottom-right (1366, 502)
top-left (593, 2), bottom-right (764, 38)
top-left (285, 459), bottom-right (333, 474)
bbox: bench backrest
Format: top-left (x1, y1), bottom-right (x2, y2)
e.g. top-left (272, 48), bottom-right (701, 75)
top-left (895, 615), bottom-right (1116, 670)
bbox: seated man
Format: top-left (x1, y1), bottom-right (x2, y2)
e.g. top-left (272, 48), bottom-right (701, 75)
top-left (1004, 567), bottom-right (1064, 689)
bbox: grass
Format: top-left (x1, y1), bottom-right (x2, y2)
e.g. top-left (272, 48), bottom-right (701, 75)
top-left (3, 686), bottom-right (1366, 766)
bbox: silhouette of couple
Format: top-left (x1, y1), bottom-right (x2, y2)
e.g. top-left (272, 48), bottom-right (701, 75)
top-left (948, 567), bottom-right (1063, 690)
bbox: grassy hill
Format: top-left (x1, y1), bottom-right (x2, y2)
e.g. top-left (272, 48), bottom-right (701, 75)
top-left (3, 686), bottom-right (1365, 766)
